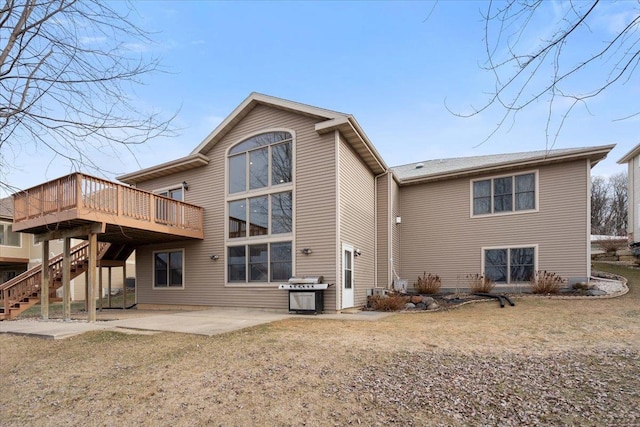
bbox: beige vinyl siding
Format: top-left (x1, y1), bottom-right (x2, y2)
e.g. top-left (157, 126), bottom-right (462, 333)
top-left (398, 161), bottom-right (589, 289)
top-left (295, 131), bottom-right (337, 310)
top-left (134, 104), bottom-right (338, 309)
top-left (376, 173), bottom-right (389, 288)
top-left (338, 136), bottom-right (376, 308)
top-left (390, 177), bottom-right (401, 286)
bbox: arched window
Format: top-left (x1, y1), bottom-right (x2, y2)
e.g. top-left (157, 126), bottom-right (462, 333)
top-left (226, 131), bottom-right (293, 284)
top-left (228, 131), bottom-right (292, 194)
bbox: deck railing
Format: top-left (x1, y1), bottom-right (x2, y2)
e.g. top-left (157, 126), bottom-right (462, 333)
top-left (13, 173), bottom-right (204, 234)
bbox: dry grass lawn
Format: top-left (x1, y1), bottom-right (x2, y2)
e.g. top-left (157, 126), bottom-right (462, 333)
top-left (1, 262), bottom-right (639, 426)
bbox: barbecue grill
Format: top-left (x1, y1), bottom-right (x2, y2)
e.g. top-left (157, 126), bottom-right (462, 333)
top-left (278, 276), bottom-right (329, 314)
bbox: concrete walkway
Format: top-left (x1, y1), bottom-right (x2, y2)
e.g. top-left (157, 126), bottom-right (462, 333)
top-left (0, 308), bottom-right (392, 339)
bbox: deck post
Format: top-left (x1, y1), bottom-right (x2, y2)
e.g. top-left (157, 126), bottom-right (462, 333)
top-left (122, 262), bottom-right (127, 309)
top-left (62, 238), bottom-right (71, 321)
top-left (87, 233), bottom-right (97, 322)
top-left (98, 264), bottom-right (103, 312)
top-left (107, 267), bottom-right (112, 307)
top-left (84, 267), bottom-right (89, 312)
top-left (41, 240), bottom-right (50, 320)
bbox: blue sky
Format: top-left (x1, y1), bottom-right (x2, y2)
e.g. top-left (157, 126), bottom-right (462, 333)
top-left (4, 1), bottom-right (638, 195)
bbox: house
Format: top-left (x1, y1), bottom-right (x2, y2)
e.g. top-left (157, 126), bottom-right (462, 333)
top-left (9, 93), bottom-right (614, 316)
top-left (617, 144), bottom-right (640, 243)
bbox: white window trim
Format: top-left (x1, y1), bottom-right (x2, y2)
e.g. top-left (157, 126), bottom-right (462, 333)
top-left (470, 170), bottom-right (539, 218)
top-left (0, 221), bottom-right (22, 248)
top-left (224, 128), bottom-right (296, 287)
top-left (481, 244), bottom-right (538, 284)
top-left (152, 248), bottom-right (185, 290)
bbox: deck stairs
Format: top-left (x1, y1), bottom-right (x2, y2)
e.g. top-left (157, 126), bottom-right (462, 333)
top-left (0, 241), bottom-right (113, 320)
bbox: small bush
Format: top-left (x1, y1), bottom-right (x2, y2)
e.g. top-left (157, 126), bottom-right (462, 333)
top-left (597, 238), bottom-right (627, 253)
top-left (530, 270), bottom-right (565, 294)
top-left (466, 273), bottom-right (495, 293)
top-left (414, 272), bottom-right (442, 294)
top-left (368, 293), bottom-right (409, 311)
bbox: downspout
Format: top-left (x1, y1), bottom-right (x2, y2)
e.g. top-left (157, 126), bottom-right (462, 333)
top-left (586, 158), bottom-right (592, 279)
top-left (335, 130), bottom-right (341, 311)
top-left (374, 171), bottom-right (390, 289)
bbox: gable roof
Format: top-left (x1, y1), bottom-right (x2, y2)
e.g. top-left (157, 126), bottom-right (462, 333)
top-left (617, 142), bottom-right (640, 164)
top-left (392, 145), bottom-right (615, 184)
top-left (118, 93), bottom-right (387, 184)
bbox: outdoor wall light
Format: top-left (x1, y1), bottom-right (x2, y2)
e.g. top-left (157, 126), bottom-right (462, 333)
top-left (183, 181), bottom-right (189, 191)
top-left (210, 255), bottom-right (219, 260)
top-left (301, 248), bottom-right (312, 255)
top-left (354, 249), bottom-right (362, 257)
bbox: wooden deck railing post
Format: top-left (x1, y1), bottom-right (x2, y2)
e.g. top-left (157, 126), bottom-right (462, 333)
top-left (151, 193), bottom-right (156, 224)
top-left (2, 288), bottom-right (9, 319)
top-left (117, 186), bottom-right (122, 218)
top-left (98, 265), bottom-right (103, 312)
top-left (76, 173), bottom-right (83, 211)
top-left (57, 178), bottom-right (63, 214)
top-left (41, 240), bottom-right (50, 320)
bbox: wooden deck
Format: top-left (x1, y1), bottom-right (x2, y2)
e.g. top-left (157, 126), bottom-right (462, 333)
top-left (12, 173), bottom-right (204, 243)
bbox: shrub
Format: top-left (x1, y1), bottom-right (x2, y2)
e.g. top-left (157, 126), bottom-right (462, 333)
top-left (530, 270), bottom-right (565, 294)
top-left (597, 238), bottom-right (627, 253)
top-left (368, 293), bottom-right (409, 311)
top-left (466, 273), bottom-right (495, 293)
top-left (414, 272), bottom-right (442, 294)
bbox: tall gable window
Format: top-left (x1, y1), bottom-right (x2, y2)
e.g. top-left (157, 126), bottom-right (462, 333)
top-left (472, 172), bottom-right (536, 216)
top-left (226, 131), bottom-right (294, 285)
top-left (228, 131), bottom-right (292, 194)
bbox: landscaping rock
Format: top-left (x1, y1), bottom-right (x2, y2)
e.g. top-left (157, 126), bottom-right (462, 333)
top-left (586, 289), bottom-right (607, 296)
top-left (427, 302), bottom-right (439, 310)
top-left (415, 302), bottom-right (427, 310)
top-left (404, 302), bottom-right (416, 309)
top-left (422, 297), bottom-right (435, 306)
top-left (410, 295), bottom-right (423, 304)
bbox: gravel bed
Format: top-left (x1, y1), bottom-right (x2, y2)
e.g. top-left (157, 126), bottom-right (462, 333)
top-left (339, 348), bottom-right (640, 426)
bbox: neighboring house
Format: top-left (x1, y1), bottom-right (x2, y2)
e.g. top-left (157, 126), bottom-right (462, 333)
top-left (0, 197), bottom-right (31, 283)
top-left (1, 196), bottom-right (134, 301)
top-left (110, 93), bottom-right (613, 311)
top-left (618, 144), bottom-right (640, 242)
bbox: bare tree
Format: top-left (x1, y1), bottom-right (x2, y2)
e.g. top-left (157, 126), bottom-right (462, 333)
top-left (0, 0), bottom-right (173, 193)
top-left (457, 1), bottom-right (640, 146)
top-left (591, 172), bottom-right (628, 236)
top-left (591, 175), bottom-right (609, 235)
top-left (608, 172), bottom-right (628, 236)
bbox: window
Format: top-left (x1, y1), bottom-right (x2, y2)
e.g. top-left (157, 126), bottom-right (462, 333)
top-left (472, 172), bottom-right (536, 216)
top-left (228, 192), bottom-right (292, 239)
top-left (226, 131), bottom-right (294, 285)
top-left (227, 242), bottom-right (291, 283)
top-left (0, 222), bottom-right (20, 247)
top-left (228, 132), bottom-right (292, 194)
top-left (153, 250), bottom-right (184, 288)
top-left (484, 247), bottom-right (535, 283)
top-left (155, 186), bottom-right (184, 225)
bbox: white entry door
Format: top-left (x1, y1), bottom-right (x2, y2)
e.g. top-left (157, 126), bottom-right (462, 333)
top-left (341, 244), bottom-right (354, 309)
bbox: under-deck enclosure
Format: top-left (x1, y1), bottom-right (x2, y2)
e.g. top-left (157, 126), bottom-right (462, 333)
top-left (12, 173), bottom-right (204, 243)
